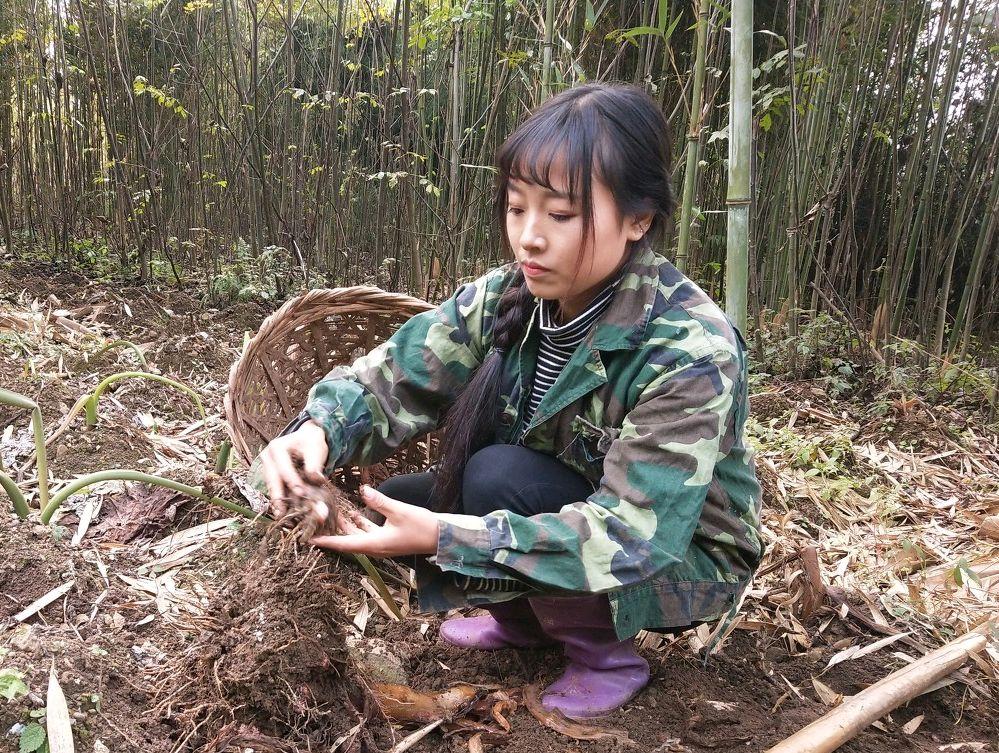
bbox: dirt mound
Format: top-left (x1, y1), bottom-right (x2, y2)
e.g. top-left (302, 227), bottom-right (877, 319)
top-left (0, 516), bottom-right (103, 622)
top-left (154, 530), bottom-right (392, 752)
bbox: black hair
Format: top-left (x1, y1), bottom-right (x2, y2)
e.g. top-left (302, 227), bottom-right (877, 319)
top-left (432, 83), bottom-right (676, 513)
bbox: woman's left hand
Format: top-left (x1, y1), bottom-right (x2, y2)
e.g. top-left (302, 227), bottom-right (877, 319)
top-left (310, 485), bottom-right (440, 557)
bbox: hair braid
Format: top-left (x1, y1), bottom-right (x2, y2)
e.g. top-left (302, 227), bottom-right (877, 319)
top-left (431, 270), bottom-right (534, 512)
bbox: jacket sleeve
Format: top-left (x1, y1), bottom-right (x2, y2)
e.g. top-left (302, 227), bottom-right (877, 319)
top-left (300, 267), bottom-right (512, 475)
top-left (432, 344), bottom-right (741, 593)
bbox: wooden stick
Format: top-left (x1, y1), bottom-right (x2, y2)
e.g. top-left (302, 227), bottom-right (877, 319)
top-left (387, 719), bottom-right (444, 753)
top-left (764, 630), bottom-right (989, 753)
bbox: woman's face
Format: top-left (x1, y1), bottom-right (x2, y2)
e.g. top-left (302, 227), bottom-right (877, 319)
top-left (505, 166), bottom-right (650, 320)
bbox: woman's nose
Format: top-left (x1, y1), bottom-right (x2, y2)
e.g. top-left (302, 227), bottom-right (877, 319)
top-left (519, 215), bottom-right (545, 252)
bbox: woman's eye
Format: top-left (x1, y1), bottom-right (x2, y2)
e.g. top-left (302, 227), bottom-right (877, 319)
top-left (507, 206), bottom-right (524, 215)
top-left (550, 213), bottom-right (573, 223)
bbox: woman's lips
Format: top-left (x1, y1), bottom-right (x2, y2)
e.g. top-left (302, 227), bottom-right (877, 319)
top-left (521, 262), bottom-right (549, 278)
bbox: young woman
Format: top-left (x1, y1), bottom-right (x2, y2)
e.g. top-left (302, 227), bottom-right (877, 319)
top-left (259, 83), bottom-right (763, 719)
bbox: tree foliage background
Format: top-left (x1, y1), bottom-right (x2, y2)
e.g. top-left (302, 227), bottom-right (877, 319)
top-left (0, 0), bottom-right (996, 358)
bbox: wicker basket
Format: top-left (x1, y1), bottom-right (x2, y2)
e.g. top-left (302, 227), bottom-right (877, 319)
top-left (224, 286), bottom-right (438, 490)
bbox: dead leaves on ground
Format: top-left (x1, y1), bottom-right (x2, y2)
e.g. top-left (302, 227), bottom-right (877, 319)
top-left (370, 682), bottom-right (635, 747)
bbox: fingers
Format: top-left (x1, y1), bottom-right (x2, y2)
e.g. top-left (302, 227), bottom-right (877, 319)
top-left (334, 509), bottom-right (362, 535)
top-left (310, 499), bottom-right (330, 525)
top-left (260, 457), bottom-right (287, 517)
top-left (299, 421), bottom-right (329, 479)
top-left (348, 508), bottom-right (378, 533)
top-left (360, 485), bottom-right (399, 515)
top-left (310, 533), bottom-right (375, 554)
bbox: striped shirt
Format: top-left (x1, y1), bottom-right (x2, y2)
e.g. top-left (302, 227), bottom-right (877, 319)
top-left (522, 274), bottom-right (622, 427)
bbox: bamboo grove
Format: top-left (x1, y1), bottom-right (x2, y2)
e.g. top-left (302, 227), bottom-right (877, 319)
top-left (0, 0), bottom-right (995, 357)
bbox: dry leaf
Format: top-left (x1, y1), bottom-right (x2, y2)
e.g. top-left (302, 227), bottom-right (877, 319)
top-left (353, 599), bottom-right (371, 633)
top-left (811, 677), bottom-right (843, 706)
top-left (522, 684), bottom-right (635, 745)
top-left (901, 714), bottom-right (924, 734)
top-left (14, 581), bottom-right (76, 623)
top-left (46, 665), bottom-right (75, 753)
top-left (825, 632), bottom-right (912, 670)
top-left (467, 733), bottom-right (485, 753)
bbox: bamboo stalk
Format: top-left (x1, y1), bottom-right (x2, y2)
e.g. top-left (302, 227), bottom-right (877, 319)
top-left (675, 0), bottom-right (710, 274)
top-left (764, 630), bottom-right (989, 753)
top-left (725, 0), bottom-right (752, 333)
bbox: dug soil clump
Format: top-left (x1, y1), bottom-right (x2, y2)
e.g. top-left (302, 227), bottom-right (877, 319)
top-left (156, 525), bottom-right (393, 752)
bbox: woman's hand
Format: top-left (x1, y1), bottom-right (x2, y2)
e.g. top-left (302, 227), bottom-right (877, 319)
top-left (258, 420), bottom-right (329, 518)
top-left (310, 485), bottom-right (440, 557)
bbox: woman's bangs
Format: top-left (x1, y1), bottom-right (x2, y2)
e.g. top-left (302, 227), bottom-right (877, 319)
top-left (499, 117), bottom-right (591, 203)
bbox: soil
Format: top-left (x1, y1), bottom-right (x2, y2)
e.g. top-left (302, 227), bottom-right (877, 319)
top-left (1, 259), bottom-right (996, 753)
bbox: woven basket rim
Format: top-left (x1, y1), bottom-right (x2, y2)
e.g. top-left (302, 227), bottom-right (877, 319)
top-left (224, 285), bottom-right (434, 464)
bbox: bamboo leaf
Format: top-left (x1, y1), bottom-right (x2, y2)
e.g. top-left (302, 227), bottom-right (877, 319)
top-left (46, 666), bottom-right (74, 753)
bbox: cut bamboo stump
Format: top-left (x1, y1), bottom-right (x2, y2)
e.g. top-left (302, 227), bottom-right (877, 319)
top-left (763, 629), bottom-right (989, 753)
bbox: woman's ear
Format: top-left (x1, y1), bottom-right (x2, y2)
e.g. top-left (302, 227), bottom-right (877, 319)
top-left (626, 211), bottom-right (655, 242)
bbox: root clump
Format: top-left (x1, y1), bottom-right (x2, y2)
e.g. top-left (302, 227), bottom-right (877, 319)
top-left (157, 526), bottom-right (391, 753)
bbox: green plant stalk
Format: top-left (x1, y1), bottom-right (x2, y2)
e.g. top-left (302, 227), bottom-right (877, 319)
top-left (1, 469), bottom-right (29, 519)
top-left (83, 372), bottom-right (205, 428)
top-left (215, 440), bottom-right (232, 474)
top-left (725, 0), bottom-right (752, 333)
top-left (40, 469), bottom-right (257, 524)
top-left (95, 339), bottom-right (149, 368)
top-left (0, 388), bottom-right (50, 512)
top-left (675, 0), bottom-right (710, 274)
top-left (353, 552), bottom-right (405, 620)
top-left (37, 469), bottom-right (403, 619)
top-left (541, 0), bottom-right (556, 99)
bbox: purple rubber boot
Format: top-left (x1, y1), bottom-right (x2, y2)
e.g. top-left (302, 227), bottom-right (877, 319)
top-left (439, 598), bottom-right (556, 650)
top-left (529, 594), bottom-right (650, 719)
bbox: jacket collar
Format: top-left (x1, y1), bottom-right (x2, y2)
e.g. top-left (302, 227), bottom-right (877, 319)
top-left (590, 240), bottom-right (661, 352)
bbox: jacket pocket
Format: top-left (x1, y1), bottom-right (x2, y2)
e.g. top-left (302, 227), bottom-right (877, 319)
top-left (557, 416), bottom-right (619, 485)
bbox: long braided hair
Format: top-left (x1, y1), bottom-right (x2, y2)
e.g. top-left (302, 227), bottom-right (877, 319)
top-left (431, 83), bottom-right (676, 512)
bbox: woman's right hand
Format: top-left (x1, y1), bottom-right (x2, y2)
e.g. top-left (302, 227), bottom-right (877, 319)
top-left (258, 420), bottom-right (329, 518)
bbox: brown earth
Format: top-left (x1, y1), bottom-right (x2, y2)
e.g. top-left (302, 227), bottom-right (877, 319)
top-left (1, 259), bottom-right (996, 752)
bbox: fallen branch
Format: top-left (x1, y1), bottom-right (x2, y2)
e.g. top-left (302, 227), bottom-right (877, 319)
top-left (387, 719), bottom-right (444, 753)
top-left (763, 629), bottom-right (990, 753)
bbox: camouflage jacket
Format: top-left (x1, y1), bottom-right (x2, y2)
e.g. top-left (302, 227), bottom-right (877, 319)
top-left (298, 242), bottom-right (763, 638)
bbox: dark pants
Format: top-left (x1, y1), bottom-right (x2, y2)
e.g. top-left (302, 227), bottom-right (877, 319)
top-left (381, 443), bottom-right (701, 637)
top-left (377, 443), bottom-right (594, 517)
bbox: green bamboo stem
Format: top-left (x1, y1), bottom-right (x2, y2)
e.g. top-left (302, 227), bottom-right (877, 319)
top-left (95, 339), bottom-right (149, 368)
top-left (675, 0), bottom-right (710, 274)
top-left (37, 468), bottom-right (404, 619)
top-left (541, 0), bottom-right (556, 100)
top-left (40, 469), bottom-right (257, 524)
top-left (215, 440), bottom-right (232, 474)
top-left (725, 0), bottom-right (752, 333)
top-left (83, 372), bottom-right (205, 428)
top-left (1, 469), bottom-right (29, 519)
top-left (0, 388), bottom-right (50, 513)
